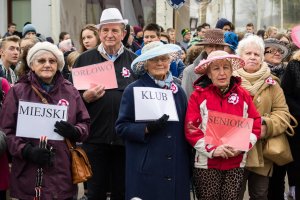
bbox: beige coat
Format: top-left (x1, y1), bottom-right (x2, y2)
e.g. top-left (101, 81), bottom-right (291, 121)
top-left (243, 74), bottom-right (290, 176)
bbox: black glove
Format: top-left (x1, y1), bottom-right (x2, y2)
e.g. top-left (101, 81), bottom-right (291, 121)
top-left (146, 114), bottom-right (169, 133)
top-left (54, 120), bottom-right (80, 141)
top-left (22, 143), bottom-right (53, 166)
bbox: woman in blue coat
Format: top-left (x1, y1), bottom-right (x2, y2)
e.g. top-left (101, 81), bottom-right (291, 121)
top-left (115, 41), bottom-right (191, 200)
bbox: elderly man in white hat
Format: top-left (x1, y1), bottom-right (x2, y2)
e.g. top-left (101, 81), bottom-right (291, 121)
top-left (73, 8), bottom-right (137, 200)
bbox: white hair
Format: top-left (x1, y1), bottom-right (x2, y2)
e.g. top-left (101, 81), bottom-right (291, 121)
top-left (236, 35), bottom-right (265, 62)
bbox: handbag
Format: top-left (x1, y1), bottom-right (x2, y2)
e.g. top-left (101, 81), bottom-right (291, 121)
top-left (65, 139), bottom-right (93, 184)
top-left (263, 112), bottom-right (298, 166)
top-left (31, 85), bottom-right (92, 183)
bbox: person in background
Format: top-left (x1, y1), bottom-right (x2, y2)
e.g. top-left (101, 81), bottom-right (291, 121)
top-left (262, 38), bottom-right (290, 200)
top-left (264, 26), bottom-right (278, 39)
top-left (166, 28), bottom-right (177, 44)
top-left (256, 29), bottom-right (265, 38)
top-left (281, 49), bottom-right (300, 200)
top-left (133, 25), bottom-right (143, 47)
top-left (181, 28), bottom-right (229, 99)
top-left (185, 50), bottom-right (261, 200)
top-left (116, 41), bottom-right (191, 200)
top-left (3, 22), bottom-right (17, 38)
top-left (0, 35), bottom-right (20, 84)
top-left (263, 38), bottom-right (289, 80)
top-left (224, 31), bottom-right (239, 54)
top-left (185, 44), bottom-right (204, 66)
top-left (0, 77), bottom-right (10, 200)
top-left (0, 41), bottom-right (90, 200)
top-left (22, 24), bottom-right (37, 39)
top-left (15, 37), bottom-right (39, 78)
top-left (122, 24), bottom-right (140, 52)
top-left (179, 28), bottom-right (191, 51)
top-left (234, 35), bottom-right (290, 200)
top-left (246, 23), bottom-right (255, 34)
top-left (135, 23), bottom-right (185, 78)
top-left (79, 24), bottom-right (101, 53)
top-left (160, 32), bottom-right (170, 44)
top-left (59, 32), bottom-right (71, 43)
top-left (73, 8), bottom-right (137, 200)
top-left (135, 23), bottom-right (161, 55)
top-left (58, 39), bottom-right (76, 79)
top-left (215, 18), bottom-right (234, 32)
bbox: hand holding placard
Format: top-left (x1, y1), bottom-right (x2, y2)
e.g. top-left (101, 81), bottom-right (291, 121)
top-left (83, 84), bottom-right (105, 103)
top-left (146, 114), bottom-right (169, 133)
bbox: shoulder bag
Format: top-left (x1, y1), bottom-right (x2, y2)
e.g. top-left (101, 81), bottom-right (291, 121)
top-left (263, 112), bottom-right (298, 166)
top-left (31, 85), bottom-right (92, 183)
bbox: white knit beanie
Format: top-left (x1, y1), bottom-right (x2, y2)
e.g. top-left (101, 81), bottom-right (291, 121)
top-left (27, 41), bottom-right (65, 71)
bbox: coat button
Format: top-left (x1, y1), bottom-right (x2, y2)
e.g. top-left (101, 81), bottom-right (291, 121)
top-left (166, 135), bottom-right (172, 139)
top-left (165, 177), bottom-right (172, 181)
top-left (166, 155), bottom-right (172, 160)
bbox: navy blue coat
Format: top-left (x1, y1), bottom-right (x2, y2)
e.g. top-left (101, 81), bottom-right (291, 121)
top-left (115, 74), bottom-right (191, 200)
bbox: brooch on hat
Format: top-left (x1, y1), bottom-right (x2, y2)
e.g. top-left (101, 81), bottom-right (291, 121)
top-left (121, 67), bottom-right (131, 78)
top-left (57, 99), bottom-right (69, 106)
top-left (265, 77), bottom-right (276, 85)
top-left (170, 82), bottom-right (178, 94)
top-left (228, 93), bottom-right (239, 105)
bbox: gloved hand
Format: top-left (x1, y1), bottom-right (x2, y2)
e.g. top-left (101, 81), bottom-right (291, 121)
top-left (54, 120), bottom-right (80, 141)
top-left (22, 143), bottom-right (53, 166)
top-left (146, 114), bottom-right (169, 133)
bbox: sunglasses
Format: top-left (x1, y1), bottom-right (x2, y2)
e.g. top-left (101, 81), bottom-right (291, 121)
top-left (265, 48), bottom-right (284, 55)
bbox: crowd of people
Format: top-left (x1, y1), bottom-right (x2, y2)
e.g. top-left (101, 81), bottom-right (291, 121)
top-left (0, 7), bottom-right (299, 200)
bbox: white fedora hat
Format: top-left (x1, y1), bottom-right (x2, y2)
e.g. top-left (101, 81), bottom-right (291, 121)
top-left (97, 8), bottom-right (128, 28)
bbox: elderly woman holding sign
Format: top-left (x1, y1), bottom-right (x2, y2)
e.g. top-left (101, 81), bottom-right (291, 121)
top-left (0, 42), bottom-right (90, 200)
top-left (185, 50), bottom-right (261, 200)
top-left (115, 41), bottom-right (191, 200)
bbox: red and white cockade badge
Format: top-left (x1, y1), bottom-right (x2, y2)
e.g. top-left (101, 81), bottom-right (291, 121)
top-left (57, 99), bottom-right (69, 106)
top-left (170, 82), bottom-right (178, 94)
top-left (265, 77), bottom-right (276, 85)
top-left (228, 93), bottom-right (239, 105)
top-left (121, 67), bottom-right (131, 78)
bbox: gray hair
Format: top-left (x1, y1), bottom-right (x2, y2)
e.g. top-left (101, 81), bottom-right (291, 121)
top-left (236, 35), bottom-right (265, 62)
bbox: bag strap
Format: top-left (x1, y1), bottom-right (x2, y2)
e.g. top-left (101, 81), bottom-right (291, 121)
top-left (31, 84), bottom-right (73, 147)
top-left (31, 85), bottom-right (49, 104)
top-left (272, 112), bottom-right (298, 136)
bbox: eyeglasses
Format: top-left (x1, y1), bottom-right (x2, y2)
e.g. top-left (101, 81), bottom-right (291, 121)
top-left (36, 58), bottom-right (57, 65)
top-left (265, 49), bottom-right (284, 55)
top-left (148, 56), bottom-right (170, 63)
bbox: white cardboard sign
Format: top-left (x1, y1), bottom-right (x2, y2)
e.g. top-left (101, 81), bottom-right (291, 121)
top-left (16, 101), bottom-right (68, 140)
top-left (133, 87), bottom-right (179, 121)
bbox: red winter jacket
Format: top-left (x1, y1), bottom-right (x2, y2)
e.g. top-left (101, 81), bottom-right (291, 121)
top-left (185, 75), bottom-right (261, 170)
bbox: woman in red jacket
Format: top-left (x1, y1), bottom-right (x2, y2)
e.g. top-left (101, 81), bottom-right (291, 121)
top-left (185, 50), bottom-right (261, 200)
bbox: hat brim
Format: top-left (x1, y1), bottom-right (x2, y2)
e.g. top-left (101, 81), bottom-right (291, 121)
top-left (196, 41), bottom-right (230, 46)
top-left (195, 55), bottom-right (245, 74)
top-left (96, 19), bottom-right (128, 29)
top-left (131, 44), bottom-right (182, 75)
top-left (265, 43), bottom-right (290, 59)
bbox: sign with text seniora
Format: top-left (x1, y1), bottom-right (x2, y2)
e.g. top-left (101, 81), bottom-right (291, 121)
top-left (204, 110), bottom-right (253, 151)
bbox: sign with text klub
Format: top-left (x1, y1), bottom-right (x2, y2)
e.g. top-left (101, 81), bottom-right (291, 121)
top-left (16, 101), bottom-right (68, 140)
top-left (133, 87), bottom-right (179, 121)
top-left (72, 61), bottom-right (118, 90)
top-left (204, 110), bottom-right (254, 151)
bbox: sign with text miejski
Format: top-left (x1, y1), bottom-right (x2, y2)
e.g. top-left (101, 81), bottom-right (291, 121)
top-left (16, 101), bottom-right (68, 140)
top-left (133, 87), bottom-right (179, 121)
top-left (72, 61), bottom-right (118, 90)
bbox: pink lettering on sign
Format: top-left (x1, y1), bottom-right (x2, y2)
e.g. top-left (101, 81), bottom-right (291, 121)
top-left (204, 110), bottom-right (254, 151)
top-left (72, 61), bottom-right (118, 90)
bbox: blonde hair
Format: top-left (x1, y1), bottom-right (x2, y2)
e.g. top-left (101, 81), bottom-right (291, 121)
top-left (292, 50), bottom-right (300, 61)
top-left (67, 51), bottom-right (80, 70)
top-left (264, 26), bottom-right (278, 39)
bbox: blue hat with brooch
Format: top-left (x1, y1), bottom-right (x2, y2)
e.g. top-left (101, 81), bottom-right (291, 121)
top-left (131, 41), bottom-right (182, 76)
